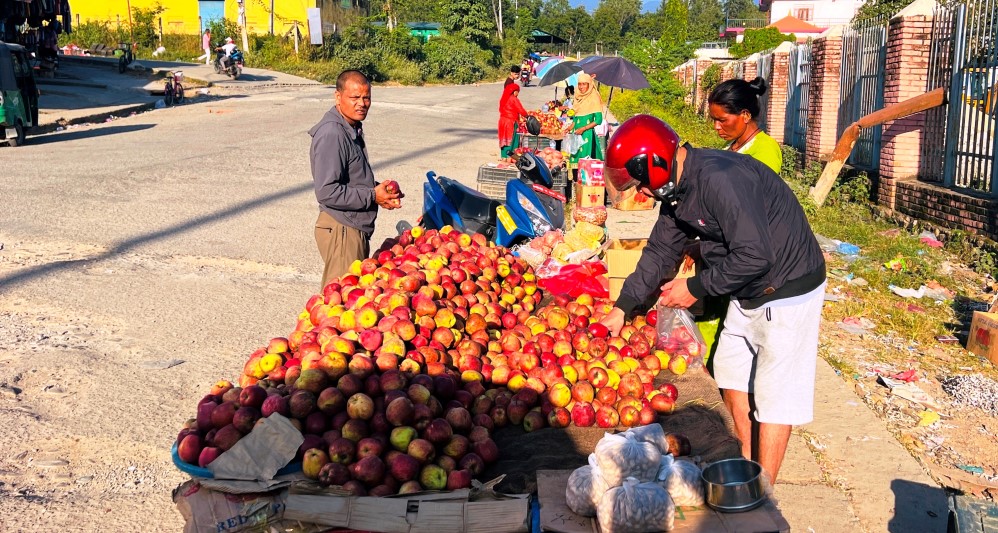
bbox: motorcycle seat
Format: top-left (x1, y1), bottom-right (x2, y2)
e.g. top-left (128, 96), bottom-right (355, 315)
top-left (438, 177), bottom-right (500, 226)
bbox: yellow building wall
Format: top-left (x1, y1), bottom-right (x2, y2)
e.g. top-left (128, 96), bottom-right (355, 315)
top-left (70, 0), bottom-right (313, 36)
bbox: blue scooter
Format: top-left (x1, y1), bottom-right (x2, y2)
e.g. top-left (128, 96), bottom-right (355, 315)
top-left (406, 153), bottom-right (565, 248)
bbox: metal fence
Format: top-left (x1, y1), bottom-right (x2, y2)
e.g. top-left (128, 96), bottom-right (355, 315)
top-left (921, 3), bottom-right (958, 183)
top-left (757, 50), bottom-right (774, 134)
top-left (928, 0), bottom-right (998, 193)
top-left (838, 21), bottom-right (887, 171)
top-left (784, 43), bottom-right (812, 152)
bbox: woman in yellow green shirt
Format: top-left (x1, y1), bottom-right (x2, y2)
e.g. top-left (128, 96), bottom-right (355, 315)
top-left (707, 77), bottom-right (782, 173)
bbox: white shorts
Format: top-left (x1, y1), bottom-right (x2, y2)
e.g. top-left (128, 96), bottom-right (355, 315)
top-left (712, 282), bottom-right (825, 425)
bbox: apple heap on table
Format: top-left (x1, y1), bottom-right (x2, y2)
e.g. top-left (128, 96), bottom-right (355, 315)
top-left (176, 226), bottom-right (695, 496)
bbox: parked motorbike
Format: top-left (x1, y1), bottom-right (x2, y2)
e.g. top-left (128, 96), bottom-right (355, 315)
top-left (405, 153), bottom-right (564, 248)
top-left (214, 49), bottom-right (243, 79)
top-left (520, 68), bottom-right (531, 86)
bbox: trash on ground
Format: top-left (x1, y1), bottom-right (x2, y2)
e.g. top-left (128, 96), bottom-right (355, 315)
top-left (878, 376), bottom-right (940, 409)
top-left (849, 277), bottom-right (869, 286)
top-left (957, 464), bottom-right (985, 474)
top-left (935, 335), bottom-right (959, 344)
top-left (837, 316), bottom-right (876, 335)
top-left (941, 374), bottom-right (998, 417)
top-left (837, 242), bottom-right (861, 255)
top-left (884, 257), bottom-right (908, 272)
top-left (889, 284), bottom-right (925, 299)
top-left (918, 410), bottom-right (941, 427)
top-left (890, 369), bottom-right (919, 383)
top-left (879, 228), bottom-right (902, 237)
top-left (919, 231), bottom-right (944, 248)
top-left (897, 302), bottom-right (926, 313)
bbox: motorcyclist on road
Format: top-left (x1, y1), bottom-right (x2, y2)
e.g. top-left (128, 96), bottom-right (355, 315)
top-left (216, 37), bottom-right (237, 69)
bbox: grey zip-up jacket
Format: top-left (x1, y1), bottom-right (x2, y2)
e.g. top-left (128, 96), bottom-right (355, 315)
top-left (309, 106), bottom-right (378, 236)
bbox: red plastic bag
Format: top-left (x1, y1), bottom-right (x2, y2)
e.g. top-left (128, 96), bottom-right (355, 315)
top-left (538, 261), bottom-right (609, 299)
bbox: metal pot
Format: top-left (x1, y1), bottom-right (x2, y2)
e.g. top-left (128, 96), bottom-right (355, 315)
top-left (701, 458), bottom-right (767, 513)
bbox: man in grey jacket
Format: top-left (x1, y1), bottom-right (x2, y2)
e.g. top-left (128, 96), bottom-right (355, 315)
top-left (309, 70), bottom-right (402, 289)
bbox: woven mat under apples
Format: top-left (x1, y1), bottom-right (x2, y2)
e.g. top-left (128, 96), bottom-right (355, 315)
top-left (483, 369), bottom-right (740, 494)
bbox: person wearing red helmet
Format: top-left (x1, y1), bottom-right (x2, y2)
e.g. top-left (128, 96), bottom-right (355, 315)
top-left (599, 114), bottom-right (826, 486)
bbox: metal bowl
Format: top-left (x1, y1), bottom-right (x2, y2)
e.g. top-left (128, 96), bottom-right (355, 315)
top-left (701, 458), bottom-right (767, 513)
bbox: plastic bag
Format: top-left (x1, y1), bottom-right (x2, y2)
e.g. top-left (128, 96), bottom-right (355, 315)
top-left (597, 477), bottom-right (675, 533)
top-left (565, 454), bottom-right (610, 517)
top-left (537, 261), bottom-right (609, 299)
top-left (656, 455), bottom-right (705, 507)
top-left (655, 305), bottom-right (707, 369)
top-left (563, 133), bottom-right (583, 155)
top-left (594, 432), bottom-right (662, 487)
top-left (622, 424), bottom-right (670, 455)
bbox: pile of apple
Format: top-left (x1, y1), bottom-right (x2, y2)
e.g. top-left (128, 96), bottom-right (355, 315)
top-left (523, 111), bottom-right (566, 136)
top-left (175, 227), bottom-right (695, 495)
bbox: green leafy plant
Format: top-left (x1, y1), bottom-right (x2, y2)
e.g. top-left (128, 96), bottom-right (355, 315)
top-left (729, 27), bottom-right (795, 59)
top-left (699, 63), bottom-right (722, 93)
top-left (131, 4), bottom-right (166, 49)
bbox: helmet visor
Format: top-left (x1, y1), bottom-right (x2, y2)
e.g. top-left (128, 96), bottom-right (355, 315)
top-left (605, 165), bottom-right (639, 191)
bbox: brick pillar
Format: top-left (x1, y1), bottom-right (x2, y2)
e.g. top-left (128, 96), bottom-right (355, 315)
top-left (879, 0), bottom-right (935, 209)
top-left (805, 26), bottom-right (844, 164)
top-left (766, 42), bottom-right (794, 143)
top-left (694, 59), bottom-right (714, 114)
top-left (744, 53), bottom-right (759, 80)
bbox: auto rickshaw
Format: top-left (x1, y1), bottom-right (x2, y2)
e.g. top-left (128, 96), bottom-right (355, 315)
top-left (0, 41), bottom-right (39, 147)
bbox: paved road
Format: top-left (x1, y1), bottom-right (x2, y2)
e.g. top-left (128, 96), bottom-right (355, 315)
top-left (0, 67), bottom-right (948, 531)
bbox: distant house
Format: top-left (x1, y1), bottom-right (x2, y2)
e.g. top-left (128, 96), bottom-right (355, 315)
top-left (763, 0), bottom-right (865, 27)
top-left (768, 14), bottom-right (826, 42)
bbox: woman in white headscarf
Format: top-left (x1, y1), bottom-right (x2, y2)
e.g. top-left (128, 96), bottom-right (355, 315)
top-left (567, 73), bottom-right (604, 164)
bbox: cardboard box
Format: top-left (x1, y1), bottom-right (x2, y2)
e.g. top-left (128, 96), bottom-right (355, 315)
top-left (575, 183), bottom-right (605, 208)
top-left (578, 158), bottom-right (605, 186)
top-left (605, 178), bottom-right (656, 211)
top-left (967, 311), bottom-right (998, 365)
top-left (606, 239), bottom-right (648, 279)
top-left (283, 482), bottom-right (530, 533)
top-left (609, 277), bottom-right (625, 302)
top-left (536, 470), bottom-right (790, 533)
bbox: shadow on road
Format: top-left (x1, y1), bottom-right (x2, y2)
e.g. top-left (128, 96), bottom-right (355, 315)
top-left (0, 131), bottom-right (472, 292)
top-left (28, 124), bottom-right (156, 145)
top-left (439, 127), bottom-right (498, 136)
top-left (888, 479), bottom-right (948, 532)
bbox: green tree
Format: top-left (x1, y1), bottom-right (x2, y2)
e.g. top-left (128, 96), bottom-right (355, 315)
top-left (592, 0), bottom-right (641, 51)
top-left (660, 0), bottom-right (688, 47)
top-left (629, 12), bottom-right (664, 41)
top-left (852, 0), bottom-right (914, 23)
top-left (687, 0), bottom-right (724, 43)
top-left (728, 27), bottom-right (794, 58)
top-left (621, 36), bottom-right (695, 97)
top-left (131, 4), bottom-right (165, 48)
top-left (443, 0), bottom-right (496, 48)
top-left (538, 0), bottom-right (595, 52)
top-left (722, 0), bottom-right (761, 24)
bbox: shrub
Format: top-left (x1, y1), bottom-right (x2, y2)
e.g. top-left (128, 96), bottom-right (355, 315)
top-left (131, 4), bottom-right (165, 49)
top-left (373, 27), bottom-right (423, 62)
top-left (206, 18), bottom-right (243, 47)
top-left (379, 53), bottom-right (425, 85)
top-left (59, 21), bottom-right (128, 48)
top-left (422, 35), bottom-right (492, 84)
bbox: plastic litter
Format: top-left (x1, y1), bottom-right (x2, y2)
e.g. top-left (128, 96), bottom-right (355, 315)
top-left (836, 242), bottom-right (860, 255)
top-left (889, 284), bottom-right (925, 299)
top-left (919, 231), bottom-right (943, 248)
top-left (957, 464), bottom-right (985, 474)
top-left (917, 410), bottom-right (940, 427)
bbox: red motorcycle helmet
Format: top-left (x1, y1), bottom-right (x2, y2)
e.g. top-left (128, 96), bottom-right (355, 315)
top-left (605, 114), bottom-right (681, 201)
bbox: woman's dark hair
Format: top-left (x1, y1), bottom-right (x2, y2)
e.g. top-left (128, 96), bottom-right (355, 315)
top-left (708, 77), bottom-right (768, 119)
top-left (564, 85), bottom-right (575, 98)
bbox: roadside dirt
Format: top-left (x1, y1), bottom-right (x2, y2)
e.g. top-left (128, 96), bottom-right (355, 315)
top-left (821, 255), bottom-right (998, 501)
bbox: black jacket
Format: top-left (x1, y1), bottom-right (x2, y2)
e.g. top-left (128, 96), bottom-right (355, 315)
top-left (615, 145), bottom-right (826, 315)
top-left (309, 107), bottom-right (378, 236)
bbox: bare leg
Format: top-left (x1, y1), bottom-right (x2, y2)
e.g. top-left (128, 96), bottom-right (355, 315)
top-left (722, 388), bottom-right (752, 460)
top-left (757, 423), bottom-right (792, 485)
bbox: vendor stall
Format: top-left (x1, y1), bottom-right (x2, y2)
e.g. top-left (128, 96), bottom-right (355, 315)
top-left (0, 0), bottom-right (72, 75)
top-left (169, 224), bottom-right (787, 532)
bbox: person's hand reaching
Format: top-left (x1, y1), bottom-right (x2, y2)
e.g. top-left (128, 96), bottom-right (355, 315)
top-left (598, 307), bottom-right (626, 337)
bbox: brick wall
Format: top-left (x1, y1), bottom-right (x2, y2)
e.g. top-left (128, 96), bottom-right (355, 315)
top-left (767, 50), bottom-right (790, 144)
top-left (895, 180), bottom-right (993, 235)
top-left (805, 30), bottom-right (843, 164)
top-left (744, 60), bottom-right (758, 81)
top-left (878, 13), bottom-right (934, 209)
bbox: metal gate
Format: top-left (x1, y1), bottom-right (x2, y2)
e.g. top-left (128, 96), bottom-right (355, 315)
top-left (757, 51), bottom-right (774, 133)
top-left (784, 43), bottom-right (812, 152)
top-left (838, 22), bottom-right (887, 171)
top-left (932, 0), bottom-right (998, 193)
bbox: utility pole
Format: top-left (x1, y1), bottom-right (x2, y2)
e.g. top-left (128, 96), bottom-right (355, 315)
top-left (238, 0), bottom-right (250, 53)
top-left (270, 0), bottom-right (275, 36)
top-left (125, 0), bottom-right (134, 47)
